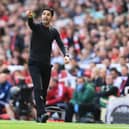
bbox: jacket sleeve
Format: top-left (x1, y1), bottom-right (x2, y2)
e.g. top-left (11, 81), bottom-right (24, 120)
top-left (28, 17), bottom-right (37, 31)
top-left (54, 29), bottom-right (66, 56)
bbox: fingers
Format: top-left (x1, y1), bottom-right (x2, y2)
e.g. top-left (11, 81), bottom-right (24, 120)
top-left (26, 10), bottom-right (33, 17)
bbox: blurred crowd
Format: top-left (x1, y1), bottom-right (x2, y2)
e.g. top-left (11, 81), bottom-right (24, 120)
top-left (0, 0), bottom-right (129, 123)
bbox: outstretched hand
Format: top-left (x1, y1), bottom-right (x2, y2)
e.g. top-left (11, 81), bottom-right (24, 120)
top-left (26, 10), bottom-right (33, 17)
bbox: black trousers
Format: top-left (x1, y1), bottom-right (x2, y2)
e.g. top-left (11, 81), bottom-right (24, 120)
top-left (65, 103), bottom-right (100, 122)
top-left (28, 60), bottom-right (51, 117)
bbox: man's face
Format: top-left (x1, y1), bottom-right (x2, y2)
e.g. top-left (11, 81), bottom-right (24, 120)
top-left (77, 77), bottom-right (84, 85)
top-left (41, 10), bottom-right (53, 26)
top-left (110, 71), bottom-right (117, 79)
top-left (121, 67), bottom-right (128, 76)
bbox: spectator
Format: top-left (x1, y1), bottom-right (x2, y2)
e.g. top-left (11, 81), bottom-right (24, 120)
top-left (46, 77), bottom-right (72, 106)
top-left (92, 68), bottom-right (106, 90)
top-left (120, 64), bottom-right (129, 95)
top-left (110, 67), bottom-right (123, 89)
top-left (65, 76), bottom-right (100, 122)
top-left (0, 72), bottom-right (15, 120)
top-left (96, 74), bottom-right (119, 121)
top-left (98, 74), bottom-right (119, 108)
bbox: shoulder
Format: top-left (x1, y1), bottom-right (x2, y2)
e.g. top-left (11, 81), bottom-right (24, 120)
top-left (49, 27), bottom-right (58, 33)
top-left (49, 27), bottom-right (60, 38)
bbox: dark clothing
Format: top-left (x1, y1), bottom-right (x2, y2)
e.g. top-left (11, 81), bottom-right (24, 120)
top-left (28, 17), bottom-right (66, 63)
top-left (96, 85), bottom-right (119, 108)
top-left (65, 82), bottom-right (100, 122)
top-left (0, 81), bottom-right (12, 112)
top-left (0, 81), bottom-right (12, 103)
top-left (65, 103), bottom-right (100, 122)
top-left (29, 61), bottom-right (52, 116)
top-left (70, 82), bottom-right (95, 105)
top-left (120, 76), bottom-right (129, 95)
top-left (93, 77), bottom-right (106, 88)
top-left (27, 17), bottom-right (66, 117)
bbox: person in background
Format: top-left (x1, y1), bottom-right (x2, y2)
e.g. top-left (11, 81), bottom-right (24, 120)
top-left (0, 71), bottom-right (15, 120)
top-left (98, 74), bottom-right (119, 108)
top-left (65, 76), bottom-right (100, 122)
top-left (120, 64), bottom-right (129, 95)
top-left (46, 77), bottom-right (72, 106)
top-left (96, 74), bottom-right (119, 122)
top-left (110, 68), bottom-right (123, 90)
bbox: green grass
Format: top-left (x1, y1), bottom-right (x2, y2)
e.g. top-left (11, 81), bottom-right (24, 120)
top-left (0, 120), bottom-right (128, 129)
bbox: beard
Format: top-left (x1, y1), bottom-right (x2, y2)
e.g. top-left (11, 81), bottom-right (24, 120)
top-left (42, 19), bottom-right (50, 26)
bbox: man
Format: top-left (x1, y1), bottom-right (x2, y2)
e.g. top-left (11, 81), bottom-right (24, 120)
top-left (46, 78), bottom-right (71, 106)
top-left (65, 76), bottom-right (100, 122)
top-left (26, 8), bottom-right (70, 123)
top-left (0, 72), bottom-right (15, 120)
top-left (110, 68), bottom-right (122, 89)
top-left (120, 64), bottom-right (129, 95)
top-left (96, 74), bottom-right (119, 122)
top-left (98, 74), bottom-right (119, 108)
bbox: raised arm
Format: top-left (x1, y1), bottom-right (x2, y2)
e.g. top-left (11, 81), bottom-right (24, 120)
top-left (26, 10), bottom-right (37, 31)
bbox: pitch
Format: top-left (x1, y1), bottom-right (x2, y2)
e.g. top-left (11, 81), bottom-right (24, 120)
top-left (0, 120), bottom-right (128, 129)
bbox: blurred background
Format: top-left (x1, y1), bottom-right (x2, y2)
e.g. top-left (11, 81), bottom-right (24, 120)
top-left (0, 0), bottom-right (129, 124)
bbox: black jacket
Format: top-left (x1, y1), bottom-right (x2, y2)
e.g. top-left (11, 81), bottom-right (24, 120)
top-left (28, 17), bottom-right (66, 64)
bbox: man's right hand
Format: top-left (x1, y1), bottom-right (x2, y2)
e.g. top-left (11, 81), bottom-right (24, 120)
top-left (26, 10), bottom-right (33, 17)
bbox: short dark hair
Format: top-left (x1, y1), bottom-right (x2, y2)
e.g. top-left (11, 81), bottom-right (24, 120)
top-left (42, 7), bottom-right (54, 17)
top-left (110, 68), bottom-right (119, 74)
top-left (1, 68), bottom-right (10, 74)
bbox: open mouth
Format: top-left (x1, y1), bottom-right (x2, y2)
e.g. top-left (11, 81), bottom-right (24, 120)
top-left (44, 18), bottom-right (48, 21)
top-left (43, 19), bottom-right (48, 23)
